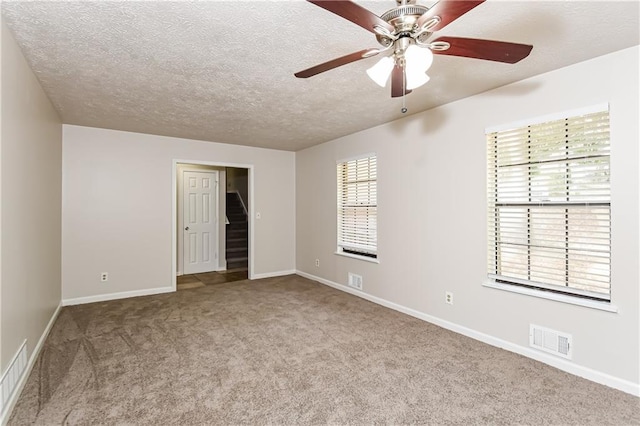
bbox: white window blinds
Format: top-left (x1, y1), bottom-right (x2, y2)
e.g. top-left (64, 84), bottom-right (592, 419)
top-left (487, 107), bottom-right (611, 301)
top-left (337, 154), bottom-right (377, 258)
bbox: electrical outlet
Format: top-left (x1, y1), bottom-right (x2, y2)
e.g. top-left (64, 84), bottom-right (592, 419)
top-left (315, 259), bottom-right (320, 267)
top-left (101, 272), bottom-right (109, 282)
top-left (445, 291), bottom-right (453, 305)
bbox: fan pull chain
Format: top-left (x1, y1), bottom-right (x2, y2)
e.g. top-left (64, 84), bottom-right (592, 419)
top-left (401, 66), bottom-right (408, 114)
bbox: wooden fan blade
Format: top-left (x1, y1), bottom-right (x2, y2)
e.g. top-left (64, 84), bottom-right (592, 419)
top-left (391, 65), bottom-right (411, 98)
top-left (294, 49), bottom-right (379, 78)
top-left (416, 0), bottom-right (485, 32)
top-left (307, 0), bottom-right (394, 34)
top-left (432, 36), bottom-right (533, 64)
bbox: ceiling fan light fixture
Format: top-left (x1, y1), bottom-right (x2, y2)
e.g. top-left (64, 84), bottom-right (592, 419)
top-left (406, 71), bottom-right (430, 90)
top-left (405, 43), bottom-right (433, 72)
top-left (367, 56), bottom-right (394, 87)
top-left (404, 44), bottom-right (433, 90)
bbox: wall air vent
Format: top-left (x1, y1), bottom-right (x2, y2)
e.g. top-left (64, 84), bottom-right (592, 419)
top-left (530, 324), bottom-right (572, 359)
top-left (348, 273), bottom-right (363, 290)
top-left (1, 340), bottom-right (28, 416)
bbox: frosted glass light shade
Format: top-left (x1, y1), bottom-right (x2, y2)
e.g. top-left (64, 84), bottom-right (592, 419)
top-left (405, 44), bottom-right (433, 71)
top-left (405, 45), bottom-right (433, 90)
top-left (366, 56), bottom-right (394, 87)
top-left (407, 72), bottom-right (430, 90)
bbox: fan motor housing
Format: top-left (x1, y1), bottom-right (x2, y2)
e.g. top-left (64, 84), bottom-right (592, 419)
top-left (376, 4), bottom-right (430, 46)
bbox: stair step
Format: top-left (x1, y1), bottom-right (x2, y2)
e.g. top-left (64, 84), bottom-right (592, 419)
top-left (227, 256), bottom-right (248, 264)
top-left (227, 232), bottom-right (247, 238)
top-left (227, 220), bottom-right (247, 224)
top-left (227, 260), bottom-right (248, 269)
top-left (227, 254), bottom-right (248, 262)
top-left (227, 228), bottom-right (247, 234)
top-left (227, 239), bottom-right (247, 248)
top-left (227, 256), bottom-right (248, 261)
top-left (227, 254), bottom-right (248, 260)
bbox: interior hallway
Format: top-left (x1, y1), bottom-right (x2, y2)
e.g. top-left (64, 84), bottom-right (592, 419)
top-left (177, 269), bottom-right (248, 290)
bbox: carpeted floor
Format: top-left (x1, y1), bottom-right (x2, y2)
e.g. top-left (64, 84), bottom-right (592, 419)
top-left (8, 274), bottom-right (640, 425)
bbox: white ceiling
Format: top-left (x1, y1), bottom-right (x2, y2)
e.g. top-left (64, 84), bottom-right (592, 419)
top-left (2, 1), bottom-right (638, 151)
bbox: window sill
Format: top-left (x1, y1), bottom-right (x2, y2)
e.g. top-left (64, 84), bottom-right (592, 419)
top-left (482, 280), bottom-right (618, 313)
top-left (334, 251), bottom-right (380, 264)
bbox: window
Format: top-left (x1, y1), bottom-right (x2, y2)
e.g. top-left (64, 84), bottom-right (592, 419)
top-left (337, 154), bottom-right (377, 259)
top-left (487, 105), bottom-right (611, 301)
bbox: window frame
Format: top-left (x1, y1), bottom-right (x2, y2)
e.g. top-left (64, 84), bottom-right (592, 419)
top-left (336, 153), bottom-right (378, 262)
top-left (486, 104), bottom-right (612, 304)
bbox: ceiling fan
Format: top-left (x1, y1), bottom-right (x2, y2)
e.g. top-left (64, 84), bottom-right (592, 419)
top-left (294, 0), bottom-right (533, 99)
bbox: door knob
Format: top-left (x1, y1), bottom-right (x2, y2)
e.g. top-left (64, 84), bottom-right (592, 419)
top-left (185, 226), bottom-right (189, 231)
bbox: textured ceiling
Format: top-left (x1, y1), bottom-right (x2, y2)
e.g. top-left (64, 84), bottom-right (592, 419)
top-left (2, 1), bottom-right (639, 151)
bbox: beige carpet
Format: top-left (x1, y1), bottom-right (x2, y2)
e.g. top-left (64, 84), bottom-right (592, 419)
top-left (9, 275), bottom-right (640, 425)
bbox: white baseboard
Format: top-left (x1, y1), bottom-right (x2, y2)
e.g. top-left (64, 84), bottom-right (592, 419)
top-left (1, 303), bottom-right (62, 425)
top-left (251, 269), bottom-right (296, 280)
top-left (62, 286), bottom-right (174, 306)
top-left (296, 270), bottom-right (640, 397)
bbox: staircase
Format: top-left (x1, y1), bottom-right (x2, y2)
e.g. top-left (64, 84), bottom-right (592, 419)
top-left (226, 192), bottom-right (248, 270)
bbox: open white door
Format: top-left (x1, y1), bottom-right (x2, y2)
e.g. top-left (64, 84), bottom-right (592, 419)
top-left (183, 170), bottom-right (219, 274)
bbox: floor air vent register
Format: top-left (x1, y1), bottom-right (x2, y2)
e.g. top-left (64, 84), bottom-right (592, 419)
top-left (530, 324), bottom-right (572, 359)
top-left (0, 340), bottom-right (28, 417)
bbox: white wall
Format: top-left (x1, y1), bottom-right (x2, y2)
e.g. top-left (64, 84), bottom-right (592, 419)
top-left (1, 20), bottom-right (62, 371)
top-left (1, 18), bottom-right (4, 369)
top-left (296, 47), bottom-right (639, 391)
top-left (62, 125), bottom-right (295, 301)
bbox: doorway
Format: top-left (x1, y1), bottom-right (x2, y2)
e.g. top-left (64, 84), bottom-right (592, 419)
top-left (173, 161), bottom-right (253, 291)
top-left (225, 167), bottom-right (249, 271)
